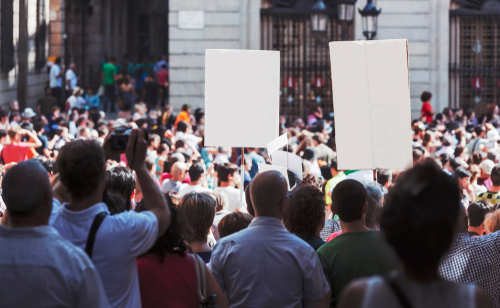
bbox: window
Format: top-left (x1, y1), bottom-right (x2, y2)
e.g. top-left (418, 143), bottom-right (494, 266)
top-left (35, 0), bottom-right (47, 69)
top-left (1, 0), bottom-right (14, 72)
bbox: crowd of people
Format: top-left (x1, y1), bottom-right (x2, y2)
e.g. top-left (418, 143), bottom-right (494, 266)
top-left (0, 86), bottom-right (499, 308)
top-left (47, 54), bottom-right (169, 116)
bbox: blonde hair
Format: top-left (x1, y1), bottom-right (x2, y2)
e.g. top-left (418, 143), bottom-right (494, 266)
top-left (7, 126), bottom-right (20, 140)
top-left (214, 190), bottom-right (229, 212)
top-left (135, 102), bottom-right (146, 113)
top-left (469, 164), bottom-right (481, 183)
top-left (485, 209), bottom-right (500, 233)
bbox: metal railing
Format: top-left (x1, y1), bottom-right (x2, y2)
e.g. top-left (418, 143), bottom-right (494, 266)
top-left (449, 11), bottom-right (500, 116)
top-left (261, 12), bottom-right (353, 122)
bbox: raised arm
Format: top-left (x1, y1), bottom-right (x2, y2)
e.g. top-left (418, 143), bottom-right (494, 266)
top-left (22, 130), bottom-right (42, 148)
top-left (126, 130), bottom-right (171, 236)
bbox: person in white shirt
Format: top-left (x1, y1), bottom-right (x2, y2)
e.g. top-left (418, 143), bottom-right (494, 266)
top-left (178, 162), bottom-right (212, 198)
top-left (0, 129), bottom-right (7, 153)
top-left (66, 87), bottom-right (86, 111)
top-left (0, 110), bottom-right (9, 131)
top-left (49, 57), bottom-right (65, 109)
top-left (66, 63), bottom-right (78, 92)
top-left (176, 120), bottom-right (202, 148)
top-left (212, 190), bottom-right (231, 240)
top-left (50, 131), bottom-right (171, 308)
top-left (0, 161), bottom-right (109, 307)
top-left (214, 163), bottom-right (246, 212)
top-left (9, 111), bottom-right (21, 128)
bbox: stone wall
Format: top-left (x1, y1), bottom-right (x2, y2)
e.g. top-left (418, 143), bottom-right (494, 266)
top-left (0, 0), bottom-right (49, 110)
top-left (356, 0), bottom-right (450, 119)
top-left (168, 0), bottom-right (261, 110)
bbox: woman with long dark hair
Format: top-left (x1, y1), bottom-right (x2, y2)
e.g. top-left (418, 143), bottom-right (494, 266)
top-left (136, 195), bottom-right (228, 308)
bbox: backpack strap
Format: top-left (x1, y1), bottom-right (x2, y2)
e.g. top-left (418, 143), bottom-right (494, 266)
top-left (472, 138), bottom-right (481, 154)
top-left (384, 275), bottom-right (413, 308)
top-left (84, 212), bottom-right (108, 258)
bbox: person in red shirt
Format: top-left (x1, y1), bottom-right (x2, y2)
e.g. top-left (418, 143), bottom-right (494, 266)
top-left (2, 127), bottom-right (42, 164)
top-left (157, 64), bottom-right (169, 107)
top-left (420, 91), bottom-right (434, 123)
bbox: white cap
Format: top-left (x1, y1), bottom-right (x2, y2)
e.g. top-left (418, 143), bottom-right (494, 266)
top-left (479, 159), bottom-right (495, 175)
top-left (488, 129), bottom-right (500, 142)
top-left (113, 118), bottom-right (127, 128)
top-left (22, 108), bottom-right (36, 118)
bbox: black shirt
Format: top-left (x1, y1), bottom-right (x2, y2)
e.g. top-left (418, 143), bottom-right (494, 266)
top-left (468, 231), bottom-right (480, 237)
top-left (143, 81), bottom-right (159, 105)
top-left (37, 97), bottom-right (58, 116)
top-left (297, 235), bottom-right (326, 251)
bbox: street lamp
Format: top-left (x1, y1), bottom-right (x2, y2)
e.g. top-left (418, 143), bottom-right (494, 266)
top-left (311, 0), bottom-right (328, 33)
top-left (358, 0), bottom-right (381, 40)
top-left (337, 0), bottom-right (356, 22)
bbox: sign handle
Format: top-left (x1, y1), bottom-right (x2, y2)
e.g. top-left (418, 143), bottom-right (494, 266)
top-left (240, 147), bottom-right (245, 209)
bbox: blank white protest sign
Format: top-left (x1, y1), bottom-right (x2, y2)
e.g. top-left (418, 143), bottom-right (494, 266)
top-left (329, 39), bottom-right (413, 170)
top-left (204, 49), bottom-right (280, 147)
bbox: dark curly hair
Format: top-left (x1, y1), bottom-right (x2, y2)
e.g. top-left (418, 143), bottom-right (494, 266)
top-left (283, 185), bottom-right (326, 236)
top-left (56, 140), bottom-right (106, 200)
top-left (107, 166), bottom-right (136, 211)
top-left (136, 194), bottom-right (188, 261)
top-left (381, 162), bottom-right (460, 272)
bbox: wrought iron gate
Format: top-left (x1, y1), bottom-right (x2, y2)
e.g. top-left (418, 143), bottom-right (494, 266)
top-left (261, 4), bottom-right (353, 122)
top-left (449, 2), bottom-right (500, 116)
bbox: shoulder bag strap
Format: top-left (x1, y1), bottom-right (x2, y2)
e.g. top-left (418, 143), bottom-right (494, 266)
top-left (472, 137), bottom-right (481, 154)
top-left (85, 212), bottom-right (108, 258)
top-left (191, 254), bottom-right (204, 306)
top-left (194, 254), bottom-right (207, 301)
top-left (384, 275), bottom-right (413, 308)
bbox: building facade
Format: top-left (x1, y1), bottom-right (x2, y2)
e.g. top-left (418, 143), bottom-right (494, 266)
top-left (0, 0), bottom-right (49, 110)
top-left (168, 0), bottom-right (260, 109)
top-left (0, 0), bottom-right (169, 110)
top-left (169, 0), bottom-right (452, 119)
top-left (1, 0), bottom-right (499, 120)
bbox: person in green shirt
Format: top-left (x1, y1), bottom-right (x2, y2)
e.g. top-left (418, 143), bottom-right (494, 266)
top-left (36, 86), bottom-right (58, 117)
top-left (338, 162), bottom-right (493, 308)
top-left (316, 179), bottom-right (398, 308)
top-left (101, 57), bottom-right (117, 113)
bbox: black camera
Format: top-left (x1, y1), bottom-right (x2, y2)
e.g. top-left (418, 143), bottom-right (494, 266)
top-left (109, 127), bottom-right (149, 150)
top-left (109, 127), bottom-right (132, 150)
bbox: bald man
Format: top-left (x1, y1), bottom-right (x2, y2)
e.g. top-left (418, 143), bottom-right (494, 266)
top-left (0, 161), bottom-right (109, 307)
top-left (210, 170), bottom-right (330, 308)
top-left (161, 161), bottom-right (187, 193)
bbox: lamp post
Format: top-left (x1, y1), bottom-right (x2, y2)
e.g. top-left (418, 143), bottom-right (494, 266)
top-left (311, 0), bottom-right (328, 33)
top-left (358, 0), bottom-right (381, 40)
top-left (337, 0), bottom-right (356, 22)
top-left (336, 0), bottom-right (356, 41)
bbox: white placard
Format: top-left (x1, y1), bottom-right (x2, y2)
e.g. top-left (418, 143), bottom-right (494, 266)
top-left (271, 150), bottom-right (303, 180)
top-left (258, 163), bottom-right (290, 189)
top-left (49, 11), bottom-right (58, 21)
top-left (178, 11), bottom-right (205, 30)
top-left (267, 133), bottom-right (288, 156)
top-left (205, 50), bottom-right (280, 147)
top-left (329, 39), bottom-right (412, 170)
